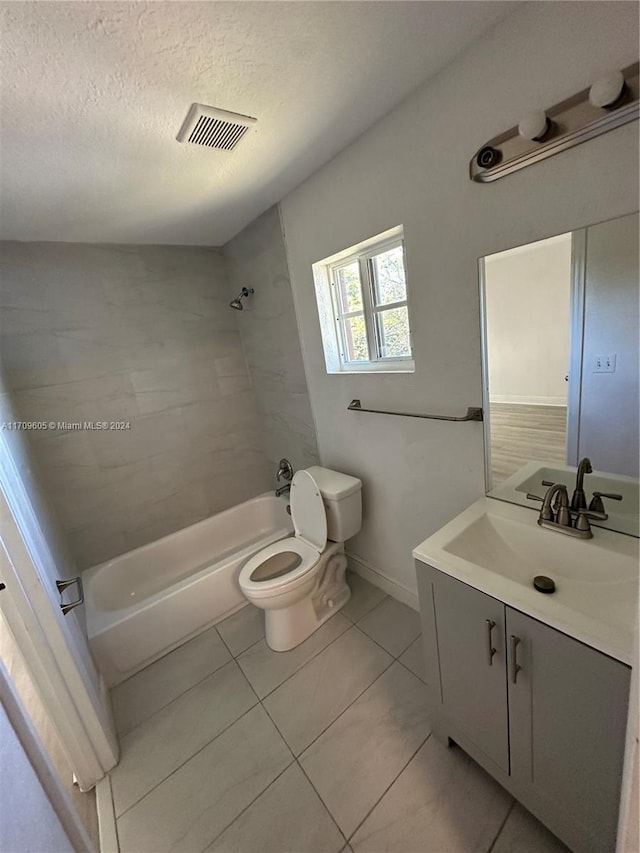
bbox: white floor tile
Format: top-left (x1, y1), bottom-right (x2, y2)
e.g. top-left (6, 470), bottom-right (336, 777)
top-left (111, 625), bottom-right (231, 735)
top-left (342, 573), bottom-right (387, 622)
top-left (216, 605), bottom-right (264, 657)
top-left (357, 597), bottom-right (421, 657)
top-left (111, 660), bottom-right (256, 816)
top-left (491, 803), bottom-right (569, 853)
top-left (206, 763), bottom-right (344, 853)
top-left (350, 737), bottom-right (512, 853)
top-left (237, 613), bottom-right (351, 699)
top-left (398, 636), bottom-right (427, 683)
top-left (264, 626), bottom-right (392, 755)
top-left (300, 662), bottom-right (430, 837)
top-left (117, 705), bottom-right (292, 853)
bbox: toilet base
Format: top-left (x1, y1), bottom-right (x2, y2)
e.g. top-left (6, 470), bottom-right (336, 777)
top-left (264, 544), bottom-right (350, 652)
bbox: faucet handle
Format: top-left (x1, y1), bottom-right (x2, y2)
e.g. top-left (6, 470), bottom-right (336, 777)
top-left (526, 493), bottom-right (544, 502)
top-left (276, 458), bottom-right (294, 482)
top-left (572, 507), bottom-right (603, 532)
top-left (588, 491), bottom-right (622, 513)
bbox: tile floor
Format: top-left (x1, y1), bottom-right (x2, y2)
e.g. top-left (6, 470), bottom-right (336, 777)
top-left (108, 573), bottom-right (569, 853)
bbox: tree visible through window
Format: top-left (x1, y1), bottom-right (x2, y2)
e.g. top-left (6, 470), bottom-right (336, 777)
top-left (329, 237), bottom-right (412, 368)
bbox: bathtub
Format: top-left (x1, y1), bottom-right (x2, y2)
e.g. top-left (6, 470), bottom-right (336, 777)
top-left (84, 493), bottom-right (292, 686)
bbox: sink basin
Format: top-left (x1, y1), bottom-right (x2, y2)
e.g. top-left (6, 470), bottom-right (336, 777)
top-left (413, 497), bottom-right (639, 664)
top-left (444, 512), bottom-right (637, 585)
top-left (489, 460), bottom-right (639, 537)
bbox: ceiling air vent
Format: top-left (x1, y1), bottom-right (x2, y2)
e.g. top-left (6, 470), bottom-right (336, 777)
top-left (176, 104), bottom-right (257, 150)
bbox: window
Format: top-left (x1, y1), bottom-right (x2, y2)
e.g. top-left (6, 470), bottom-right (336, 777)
top-left (313, 227), bottom-right (414, 373)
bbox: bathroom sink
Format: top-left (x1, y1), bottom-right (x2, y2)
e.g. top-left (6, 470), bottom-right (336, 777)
top-left (413, 497), bottom-right (639, 664)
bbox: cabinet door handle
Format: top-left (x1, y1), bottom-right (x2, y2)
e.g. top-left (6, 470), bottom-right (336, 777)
top-left (485, 619), bottom-right (497, 666)
top-left (510, 635), bottom-right (522, 684)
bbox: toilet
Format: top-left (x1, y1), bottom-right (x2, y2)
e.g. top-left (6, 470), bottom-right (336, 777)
top-left (239, 466), bottom-right (362, 651)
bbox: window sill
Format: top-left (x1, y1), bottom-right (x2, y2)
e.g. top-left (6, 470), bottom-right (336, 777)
top-left (327, 360), bottom-right (415, 375)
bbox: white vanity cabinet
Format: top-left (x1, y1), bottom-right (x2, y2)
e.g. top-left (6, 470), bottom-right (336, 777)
top-left (416, 561), bottom-right (631, 853)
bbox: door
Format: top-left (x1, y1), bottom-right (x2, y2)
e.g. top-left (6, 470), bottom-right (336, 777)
top-left (0, 415), bottom-right (119, 790)
top-left (1, 659), bottom-right (94, 852)
top-left (506, 607), bottom-right (630, 853)
top-left (432, 572), bottom-right (509, 772)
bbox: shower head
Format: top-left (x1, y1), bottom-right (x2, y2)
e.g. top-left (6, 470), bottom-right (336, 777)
top-left (229, 287), bottom-right (254, 311)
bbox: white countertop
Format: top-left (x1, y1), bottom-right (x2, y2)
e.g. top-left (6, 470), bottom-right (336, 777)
top-left (413, 496), bottom-right (639, 665)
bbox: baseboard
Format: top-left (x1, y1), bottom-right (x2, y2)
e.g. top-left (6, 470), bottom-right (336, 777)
top-left (346, 551), bottom-right (419, 612)
top-left (489, 396), bottom-right (567, 407)
top-left (95, 774), bottom-right (119, 853)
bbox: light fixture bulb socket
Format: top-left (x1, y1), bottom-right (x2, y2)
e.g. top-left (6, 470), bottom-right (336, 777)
top-left (589, 71), bottom-right (627, 109)
top-left (476, 146), bottom-right (502, 169)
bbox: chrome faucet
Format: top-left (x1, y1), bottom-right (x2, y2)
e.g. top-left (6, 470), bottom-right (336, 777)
top-left (275, 458), bottom-right (294, 498)
top-left (276, 458), bottom-right (293, 484)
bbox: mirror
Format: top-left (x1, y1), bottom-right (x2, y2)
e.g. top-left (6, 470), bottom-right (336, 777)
top-left (480, 211), bottom-right (639, 537)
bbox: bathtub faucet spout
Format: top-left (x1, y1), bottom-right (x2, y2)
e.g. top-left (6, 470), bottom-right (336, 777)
top-left (275, 483), bottom-right (291, 498)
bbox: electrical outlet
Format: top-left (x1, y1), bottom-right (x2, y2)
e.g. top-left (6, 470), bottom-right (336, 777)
top-left (594, 353), bottom-right (616, 373)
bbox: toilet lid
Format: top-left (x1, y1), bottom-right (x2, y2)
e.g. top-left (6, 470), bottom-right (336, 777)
top-left (291, 469), bottom-right (327, 552)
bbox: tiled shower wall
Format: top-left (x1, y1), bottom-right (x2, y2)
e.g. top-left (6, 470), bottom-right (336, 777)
top-left (0, 242), bottom-right (272, 568)
top-left (223, 206), bottom-right (319, 472)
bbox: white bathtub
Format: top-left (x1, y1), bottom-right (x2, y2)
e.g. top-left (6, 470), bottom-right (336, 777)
top-left (84, 493), bottom-right (292, 686)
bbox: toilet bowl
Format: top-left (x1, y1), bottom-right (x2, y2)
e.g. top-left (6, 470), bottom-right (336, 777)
top-left (239, 466), bottom-right (362, 651)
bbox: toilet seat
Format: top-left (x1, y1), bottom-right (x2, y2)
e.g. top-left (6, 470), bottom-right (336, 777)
top-left (239, 537), bottom-right (320, 598)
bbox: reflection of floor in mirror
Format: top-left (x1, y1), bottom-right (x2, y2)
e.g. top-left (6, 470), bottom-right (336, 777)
top-left (490, 403), bottom-right (567, 487)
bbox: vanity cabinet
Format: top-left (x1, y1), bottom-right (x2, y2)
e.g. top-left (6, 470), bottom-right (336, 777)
top-left (416, 562), bottom-right (631, 853)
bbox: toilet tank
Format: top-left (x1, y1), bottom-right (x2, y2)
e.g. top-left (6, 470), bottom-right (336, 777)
top-left (305, 466), bottom-right (362, 542)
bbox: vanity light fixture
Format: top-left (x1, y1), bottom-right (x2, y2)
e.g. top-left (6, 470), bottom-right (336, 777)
top-left (470, 61), bottom-right (639, 182)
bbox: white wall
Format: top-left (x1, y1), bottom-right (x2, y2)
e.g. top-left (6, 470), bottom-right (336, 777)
top-left (484, 234), bottom-right (572, 406)
top-left (280, 1), bottom-right (639, 602)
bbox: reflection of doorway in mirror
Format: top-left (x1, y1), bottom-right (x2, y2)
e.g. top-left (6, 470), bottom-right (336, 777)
top-left (483, 233), bottom-right (572, 487)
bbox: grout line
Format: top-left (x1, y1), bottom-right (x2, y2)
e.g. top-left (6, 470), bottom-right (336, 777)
top-left (243, 617), bottom-right (354, 702)
top-left (116, 651), bottom-right (234, 738)
top-left (113, 586), bottom-right (417, 842)
top-left (346, 732), bottom-right (433, 844)
top-left (396, 656), bottom-right (427, 685)
top-left (115, 698), bottom-right (261, 820)
top-left (486, 798), bottom-right (516, 853)
top-left (295, 656), bottom-right (397, 759)
top-left (232, 646), bottom-right (299, 768)
top-left (350, 622), bottom-right (400, 662)
top-left (295, 758), bottom-right (350, 849)
top-left (197, 758), bottom-right (297, 853)
top-left (113, 622), bottom-right (226, 689)
top-left (353, 594), bottom-right (389, 624)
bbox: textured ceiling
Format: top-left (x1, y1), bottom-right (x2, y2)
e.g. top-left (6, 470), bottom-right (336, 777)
top-left (0, 1), bottom-right (515, 246)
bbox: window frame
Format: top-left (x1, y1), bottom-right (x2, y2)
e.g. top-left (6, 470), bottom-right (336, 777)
top-left (327, 235), bottom-right (414, 373)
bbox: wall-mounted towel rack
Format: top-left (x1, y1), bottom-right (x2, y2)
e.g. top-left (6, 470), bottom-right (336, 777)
top-left (347, 399), bottom-right (483, 422)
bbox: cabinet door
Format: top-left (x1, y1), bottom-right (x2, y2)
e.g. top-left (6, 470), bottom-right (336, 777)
top-left (432, 572), bottom-right (509, 772)
top-left (506, 607), bottom-right (630, 853)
